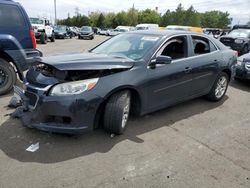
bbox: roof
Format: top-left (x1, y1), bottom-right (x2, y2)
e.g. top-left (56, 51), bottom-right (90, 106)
top-left (129, 30), bottom-right (193, 36)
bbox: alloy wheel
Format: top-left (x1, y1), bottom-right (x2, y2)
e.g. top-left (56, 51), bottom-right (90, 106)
top-left (215, 76), bottom-right (227, 99)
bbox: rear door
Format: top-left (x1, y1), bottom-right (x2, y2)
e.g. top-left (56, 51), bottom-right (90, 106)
top-left (0, 2), bottom-right (31, 49)
top-left (187, 35), bottom-right (220, 94)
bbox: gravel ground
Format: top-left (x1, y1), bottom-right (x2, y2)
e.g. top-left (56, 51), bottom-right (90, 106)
top-left (0, 35), bottom-right (249, 188)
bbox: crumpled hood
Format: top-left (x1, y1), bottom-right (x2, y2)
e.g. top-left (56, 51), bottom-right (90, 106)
top-left (39, 53), bottom-right (135, 71)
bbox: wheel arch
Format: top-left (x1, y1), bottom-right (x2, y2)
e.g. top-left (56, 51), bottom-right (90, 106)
top-left (221, 68), bottom-right (231, 81)
top-left (93, 86), bottom-right (142, 129)
top-left (0, 51), bottom-right (23, 80)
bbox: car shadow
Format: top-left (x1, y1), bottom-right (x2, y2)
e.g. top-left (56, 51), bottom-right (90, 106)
top-left (0, 96), bottom-right (228, 164)
top-left (230, 79), bottom-right (250, 92)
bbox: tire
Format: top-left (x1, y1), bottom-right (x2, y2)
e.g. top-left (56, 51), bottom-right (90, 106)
top-left (90, 36), bottom-right (94, 40)
top-left (40, 32), bottom-right (47, 44)
top-left (104, 91), bottom-right (131, 134)
top-left (206, 72), bottom-right (229, 101)
top-left (78, 36), bottom-right (81, 39)
top-left (50, 33), bottom-right (55, 42)
top-left (0, 58), bottom-right (17, 95)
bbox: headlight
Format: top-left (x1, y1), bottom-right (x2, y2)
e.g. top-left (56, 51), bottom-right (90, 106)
top-left (235, 39), bottom-right (244, 44)
top-left (50, 78), bottom-right (99, 96)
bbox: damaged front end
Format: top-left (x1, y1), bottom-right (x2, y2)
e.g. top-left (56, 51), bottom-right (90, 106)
top-left (12, 54), bottom-right (134, 134)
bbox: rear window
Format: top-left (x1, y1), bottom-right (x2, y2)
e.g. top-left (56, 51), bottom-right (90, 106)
top-left (0, 4), bottom-right (26, 28)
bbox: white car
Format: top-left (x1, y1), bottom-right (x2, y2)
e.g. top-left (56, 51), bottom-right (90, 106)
top-left (30, 17), bottom-right (55, 44)
top-left (136, 24), bottom-right (159, 30)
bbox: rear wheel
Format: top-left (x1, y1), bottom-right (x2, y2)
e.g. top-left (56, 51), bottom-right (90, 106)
top-left (0, 58), bottom-right (17, 95)
top-left (206, 72), bottom-right (229, 101)
top-left (104, 91), bottom-right (131, 134)
top-left (40, 32), bottom-right (47, 44)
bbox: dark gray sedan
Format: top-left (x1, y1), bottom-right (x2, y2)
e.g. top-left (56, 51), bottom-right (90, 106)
top-left (14, 30), bottom-right (237, 134)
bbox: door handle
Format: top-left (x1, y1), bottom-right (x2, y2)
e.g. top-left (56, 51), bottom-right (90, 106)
top-left (184, 67), bottom-right (192, 73)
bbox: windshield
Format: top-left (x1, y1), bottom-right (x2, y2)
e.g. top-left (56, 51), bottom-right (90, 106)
top-left (91, 33), bottom-right (160, 60)
top-left (228, 29), bottom-right (250, 38)
top-left (81, 26), bottom-right (92, 32)
top-left (30, 18), bottom-right (43, 25)
top-left (54, 25), bottom-right (66, 32)
top-left (136, 27), bottom-right (148, 30)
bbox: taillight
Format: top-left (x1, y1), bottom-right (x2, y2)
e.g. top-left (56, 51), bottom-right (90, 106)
top-left (30, 29), bottom-right (36, 49)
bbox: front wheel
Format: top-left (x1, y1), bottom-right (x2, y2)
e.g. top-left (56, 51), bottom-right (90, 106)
top-left (0, 58), bottom-right (17, 95)
top-left (104, 91), bottom-right (131, 134)
top-left (40, 32), bottom-right (47, 44)
top-left (206, 72), bottom-right (229, 101)
top-left (50, 33), bottom-right (55, 42)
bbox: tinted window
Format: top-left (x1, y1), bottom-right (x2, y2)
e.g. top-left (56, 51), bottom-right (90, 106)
top-left (0, 4), bottom-right (26, 28)
top-left (192, 36), bottom-right (212, 55)
top-left (159, 36), bottom-right (188, 60)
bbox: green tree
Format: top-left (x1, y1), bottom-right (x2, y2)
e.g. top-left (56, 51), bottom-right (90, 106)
top-left (201, 11), bottom-right (231, 28)
top-left (173, 3), bottom-right (185, 25)
top-left (103, 12), bottom-right (116, 28)
top-left (96, 13), bottom-right (105, 28)
top-left (127, 6), bottom-right (138, 26)
top-left (138, 9), bottom-right (160, 24)
top-left (89, 12), bottom-right (100, 27)
top-left (113, 11), bottom-right (128, 26)
top-left (184, 6), bottom-right (200, 26)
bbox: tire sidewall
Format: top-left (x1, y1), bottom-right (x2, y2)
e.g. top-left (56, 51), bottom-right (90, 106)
top-left (104, 91), bottom-right (131, 134)
top-left (0, 58), bottom-right (16, 95)
top-left (210, 73), bottom-right (229, 101)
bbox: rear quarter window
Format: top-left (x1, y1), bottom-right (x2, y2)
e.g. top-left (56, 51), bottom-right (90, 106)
top-left (0, 4), bottom-right (26, 28)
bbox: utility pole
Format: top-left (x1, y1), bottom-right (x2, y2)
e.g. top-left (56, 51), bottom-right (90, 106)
top-left (54, 0), bottom-right (57, 25)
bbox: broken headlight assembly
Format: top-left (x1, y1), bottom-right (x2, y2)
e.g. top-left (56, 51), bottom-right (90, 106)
top-left (50, 78), bottom-right (99, 96)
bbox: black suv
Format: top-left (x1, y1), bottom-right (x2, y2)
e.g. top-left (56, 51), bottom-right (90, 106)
top-left (0, 0), bottom-right (41, 95)
top-left (220, 29), bottom-right (250, 55)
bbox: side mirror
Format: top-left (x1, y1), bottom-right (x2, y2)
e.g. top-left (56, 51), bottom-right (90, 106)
top-left (149, 55), bottom-right (172, 67)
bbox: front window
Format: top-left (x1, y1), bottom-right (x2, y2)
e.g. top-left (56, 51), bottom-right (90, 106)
top-left (54, 25), bottom-right (66, 32)
top-left (228, 30), bottom-right (250, 38)
top-left (81, 26), bottom-right (92, 32)
top-left (158, 36), bottom-right (188, 60)
top-left (91, 33), bottom-right (161, 60)
top-left (30, 18), bottom-right (43, 25)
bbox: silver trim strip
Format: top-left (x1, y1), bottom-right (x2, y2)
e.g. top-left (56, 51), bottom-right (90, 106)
top-left (154, 72), bottom-right (213, 93)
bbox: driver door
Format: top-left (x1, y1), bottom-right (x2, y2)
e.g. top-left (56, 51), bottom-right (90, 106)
top-left (146, 35), bottom-right (195, 111)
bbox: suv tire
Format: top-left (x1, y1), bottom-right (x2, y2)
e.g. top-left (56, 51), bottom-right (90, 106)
top-left (104, 91), bottom-right (131, 134)
top-left (0, 58), bottom-right (17, 95)
top-left (40, 32), bottom-right (47, 44)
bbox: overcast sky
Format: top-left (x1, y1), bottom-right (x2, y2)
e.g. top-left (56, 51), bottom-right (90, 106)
top-left (16, 0), bottom-right (250, 25)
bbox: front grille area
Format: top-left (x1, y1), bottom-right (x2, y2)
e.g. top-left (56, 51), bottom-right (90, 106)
top-left (245, 62), bottom-right (250, 71)
top-left (220, 38), bottom-right (234, 46)
top-left (25, 91), bottom-right (38, 108)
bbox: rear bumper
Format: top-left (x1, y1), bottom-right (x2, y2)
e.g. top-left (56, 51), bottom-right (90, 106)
top-left (14, 85), bottom-right (103, 134)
